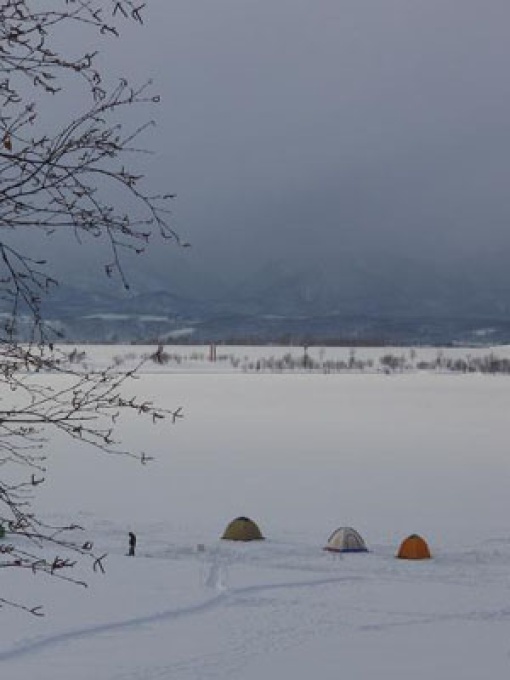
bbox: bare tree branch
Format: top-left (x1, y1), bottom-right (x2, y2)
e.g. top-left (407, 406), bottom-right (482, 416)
top-left (0, 1), bottom-right (181, 614)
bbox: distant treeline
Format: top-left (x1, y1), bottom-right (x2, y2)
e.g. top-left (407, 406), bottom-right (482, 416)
top-left (144, 346), bottom-right (510, 375)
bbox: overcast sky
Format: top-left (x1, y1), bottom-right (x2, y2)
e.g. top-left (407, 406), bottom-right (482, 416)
top-left (54, 0), bottom-right (510, 294)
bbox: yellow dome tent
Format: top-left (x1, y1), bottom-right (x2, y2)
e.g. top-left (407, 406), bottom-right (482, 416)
top-left (221, 517), bottom-right (264, 542)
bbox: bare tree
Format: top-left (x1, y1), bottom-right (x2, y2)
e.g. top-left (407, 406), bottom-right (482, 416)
top-left (0, 1), bottom-right (182, 614)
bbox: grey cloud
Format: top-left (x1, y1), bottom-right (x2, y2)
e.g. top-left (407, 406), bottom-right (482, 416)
top-left (32, 1), bottom-right (510, 296)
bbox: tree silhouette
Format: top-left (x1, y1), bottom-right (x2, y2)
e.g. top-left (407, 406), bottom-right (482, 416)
top-left (0, 0), bottom-right (181, 614)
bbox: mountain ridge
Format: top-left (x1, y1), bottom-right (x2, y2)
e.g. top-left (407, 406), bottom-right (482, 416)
top-left (27, 255), bottom-right (510, 345)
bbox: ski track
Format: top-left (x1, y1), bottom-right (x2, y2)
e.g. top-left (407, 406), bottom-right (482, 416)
top-left (3, 563), bottom-right (510, 667)
top-left (0, 590), bottom-right (226, 664)
top-left (359, 605), bottom-right (510, 632)
top-left (0, 573), bottom-right (359, 663)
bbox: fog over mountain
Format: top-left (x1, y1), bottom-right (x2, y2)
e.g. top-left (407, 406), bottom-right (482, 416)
top-left (16, 1), bottom-right (510, 341)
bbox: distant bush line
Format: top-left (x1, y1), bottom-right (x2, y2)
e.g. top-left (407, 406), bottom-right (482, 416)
top-left (57, 345), bottom-right (510, 376)
top-left (143, 346), bottom-right (510, 375)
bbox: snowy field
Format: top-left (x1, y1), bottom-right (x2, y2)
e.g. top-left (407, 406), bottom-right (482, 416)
top-left (2, 345), bottom-right (510, 679)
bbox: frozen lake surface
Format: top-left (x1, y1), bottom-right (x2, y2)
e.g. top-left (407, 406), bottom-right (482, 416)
top-left (2, 345), bottom-right (510, 679)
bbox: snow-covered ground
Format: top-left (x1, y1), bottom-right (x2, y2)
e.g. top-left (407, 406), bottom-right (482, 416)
top-left (2, 345), bottom-right (510, 679)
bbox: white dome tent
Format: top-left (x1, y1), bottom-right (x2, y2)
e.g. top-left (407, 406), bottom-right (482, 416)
top-left (323, 527), bottom-right (368, 553)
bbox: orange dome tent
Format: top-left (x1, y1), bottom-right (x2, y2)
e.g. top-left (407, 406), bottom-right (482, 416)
top-left (396, 534), bottom-right (431, 560)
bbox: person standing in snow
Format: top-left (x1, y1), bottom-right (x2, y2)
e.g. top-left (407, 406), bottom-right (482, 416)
top-left (128, 531), bottom-right (137, 557)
